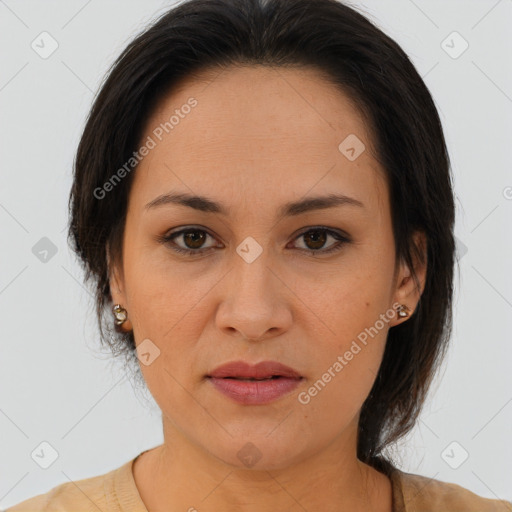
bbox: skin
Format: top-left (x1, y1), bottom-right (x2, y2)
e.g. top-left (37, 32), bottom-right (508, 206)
top-left (109, 64), bottom-right (427, 512)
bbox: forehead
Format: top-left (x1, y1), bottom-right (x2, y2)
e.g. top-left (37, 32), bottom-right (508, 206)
top-left (131, 65), bottom-right (386, 216)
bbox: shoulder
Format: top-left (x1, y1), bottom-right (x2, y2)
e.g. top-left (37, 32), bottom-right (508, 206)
top-left (4, 461), bottom-right (126, 512)
top-left (392, 469), bottom-right (512, 512)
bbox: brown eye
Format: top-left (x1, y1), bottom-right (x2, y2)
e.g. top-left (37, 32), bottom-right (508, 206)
top-left (181, 230), bottom-right (208, 249)
top-left (163, 228), bottom-right (218, 255)
top-left (292, 228), bottom-right (350, 255)
top-left (159, 226), bottom-right (350, 257)
top-left (303, 229), bottom-right (328, 250)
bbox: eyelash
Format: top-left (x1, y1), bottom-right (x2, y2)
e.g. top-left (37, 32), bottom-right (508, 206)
top-left (157, 226), bottom-right (351, 257)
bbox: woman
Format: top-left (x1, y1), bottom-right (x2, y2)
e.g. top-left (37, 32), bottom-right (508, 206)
top-left (7, 0), bottom-right (511, 510)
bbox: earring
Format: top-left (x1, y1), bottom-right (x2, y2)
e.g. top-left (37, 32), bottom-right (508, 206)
top-left (396, 303), bottom-right (410, 318)
top-left (112, 304), bottom-right (128, 325)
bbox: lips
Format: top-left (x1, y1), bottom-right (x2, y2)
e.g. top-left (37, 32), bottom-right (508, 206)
top-left (207, 360), bottom-right (302, 380)
top-left (207, 360), bottom-right (303, 405)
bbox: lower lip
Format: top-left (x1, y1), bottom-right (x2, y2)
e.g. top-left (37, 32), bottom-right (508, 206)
top-left (208, 377), bottom-right (302, 405)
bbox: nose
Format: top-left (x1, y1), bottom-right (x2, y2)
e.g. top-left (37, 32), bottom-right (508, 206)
top-left (215, 250), bottom-right (293, 343)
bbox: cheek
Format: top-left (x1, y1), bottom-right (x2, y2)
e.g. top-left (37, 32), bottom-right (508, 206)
top-left (295, 263), bottom-right (394, 421)
top-left (299, 323), bottom-right (389, 432)
top-left (122, 242), bottom-right (206, 336)
top-left (292, 254), bottom-right (394, 343)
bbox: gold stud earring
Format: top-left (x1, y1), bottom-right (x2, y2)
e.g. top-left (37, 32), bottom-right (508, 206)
top-left (396, 304), bottom-right (411, 318)
top-left (112, 304), bottom-right (128, 325)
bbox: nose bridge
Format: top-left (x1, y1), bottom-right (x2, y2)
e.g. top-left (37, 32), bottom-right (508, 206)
top-left (217, 237), bottom-right (285, 338)
top-left (231, 235), bottom-right (274, 299)
top-left (214, 214), bottom-right (296, 341)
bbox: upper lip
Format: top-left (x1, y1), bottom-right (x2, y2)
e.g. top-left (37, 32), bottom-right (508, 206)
top-left (208, 360), bottom-right (302, 379)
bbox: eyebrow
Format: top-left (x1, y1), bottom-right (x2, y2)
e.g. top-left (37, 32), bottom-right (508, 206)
top-left (144, 191), bottom-right (364, 218)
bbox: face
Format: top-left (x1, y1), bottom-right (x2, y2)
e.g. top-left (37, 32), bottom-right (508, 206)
top-left (110, 65), bottom-right (425, 470)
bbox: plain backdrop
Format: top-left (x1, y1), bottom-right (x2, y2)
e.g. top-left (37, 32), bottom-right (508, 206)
top-left (1, 0), bottom-right (511, 508)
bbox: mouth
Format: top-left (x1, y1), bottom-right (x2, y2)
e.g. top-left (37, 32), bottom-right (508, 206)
top-left (207, 360), bottom-right (303, 380)
top-left (218, 376), bottom-right (292, 381)
top-left (206, 362), bottom-right (303, 405)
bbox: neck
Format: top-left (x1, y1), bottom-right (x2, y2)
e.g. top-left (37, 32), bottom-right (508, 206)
top-left (133, 416), bottom-right (392, 512)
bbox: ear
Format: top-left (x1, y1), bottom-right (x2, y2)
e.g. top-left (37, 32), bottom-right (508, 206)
top-left (107, 244), bottom-right (133, 332)
top-left (390, 230), bottom-right (427, 327)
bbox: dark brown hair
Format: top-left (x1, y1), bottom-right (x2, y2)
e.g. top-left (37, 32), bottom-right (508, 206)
top-left (68, 0), bottom-right (456, 474)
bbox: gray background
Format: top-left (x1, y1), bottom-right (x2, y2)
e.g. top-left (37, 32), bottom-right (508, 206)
top-left (1, 0), bottom-right (511, 507)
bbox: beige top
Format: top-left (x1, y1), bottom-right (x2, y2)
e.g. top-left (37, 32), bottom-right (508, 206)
top-left (6, 452), bottom-right (512, 512)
